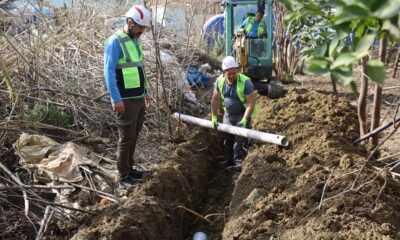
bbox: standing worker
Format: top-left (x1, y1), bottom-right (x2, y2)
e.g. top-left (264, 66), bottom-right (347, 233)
top-left (211, 56), bottom-right (257, 179)
top-left (104, 5), bottom-right (152, 188)
top-left (237, 10), bottom-right (267, 39)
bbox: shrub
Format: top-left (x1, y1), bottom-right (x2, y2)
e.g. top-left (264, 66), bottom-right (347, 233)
top-left (21, 104), bottom-right (73, 128)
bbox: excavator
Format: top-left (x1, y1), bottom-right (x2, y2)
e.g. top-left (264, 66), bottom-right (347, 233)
top-left (221, 0), bottom-right (283, 98)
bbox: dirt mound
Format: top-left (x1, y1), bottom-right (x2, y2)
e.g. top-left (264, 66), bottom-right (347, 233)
top-left (222, 89), bottom-right (400, 239)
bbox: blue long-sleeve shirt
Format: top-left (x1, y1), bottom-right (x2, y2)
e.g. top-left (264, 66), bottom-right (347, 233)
top-left (238, 17), bottom-right (266, 38)
top-left (104, 34), bottom-right (146, 103)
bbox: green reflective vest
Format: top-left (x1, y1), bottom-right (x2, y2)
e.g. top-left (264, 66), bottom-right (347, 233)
top-left (217, 73), bottom-right (258, 117)
top-left (104, 30), bottom-right (147, 99)
top-left (115, 31), bottom-right (143, 90)
top-left (245, 16), bottom-right (266, 38)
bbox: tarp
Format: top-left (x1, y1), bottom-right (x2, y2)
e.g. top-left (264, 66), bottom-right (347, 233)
top-left (15, 133), bottom-right (93, 182)
top-left (185, 67), bottom-right (211, 86)
top-left (203, 14), bottom-right (224, 50)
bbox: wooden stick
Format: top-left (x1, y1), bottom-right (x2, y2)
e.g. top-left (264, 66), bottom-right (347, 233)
top-left (0, 163), bottom-right (76, 220)
top-left (70, 183), bottom-right (118, 203)
top-left (392, 50), bottom-right (400, 78)
top-left (36, 206), bottom-right (52, 240)
top-left (176, 205), bottom-right (212, 224)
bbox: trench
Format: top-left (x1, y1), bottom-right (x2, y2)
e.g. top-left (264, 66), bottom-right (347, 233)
top-left (56, 127), bottom-right (236, 240)
top-left (182, 144), bottom-right (235, 240)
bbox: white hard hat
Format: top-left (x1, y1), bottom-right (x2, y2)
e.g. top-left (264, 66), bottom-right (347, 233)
top-left (125, 5), bottom-right (151, 27)
top-left (222, 56), bottom-right (239, 71)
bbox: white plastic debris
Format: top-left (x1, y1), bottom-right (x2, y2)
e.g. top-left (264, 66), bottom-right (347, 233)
top-left (193, 232), bottom-right (207, 240)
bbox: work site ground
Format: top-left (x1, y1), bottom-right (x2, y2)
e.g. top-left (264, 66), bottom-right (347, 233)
top-left (2, 69), bottom-right (400, 239)
top-left (39, 80), bottom-right (400, 239)
top-left (1, 1), bottom-right (400, 238)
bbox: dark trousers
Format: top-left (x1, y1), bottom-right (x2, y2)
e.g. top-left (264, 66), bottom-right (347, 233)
top-left (223, 111), bottom-right (250, 161)
top-left (116, 98), bottom-right (145, 179)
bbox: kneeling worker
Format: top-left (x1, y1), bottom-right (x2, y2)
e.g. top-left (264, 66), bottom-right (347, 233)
top-left (210, 56), bottom-right (257, 179)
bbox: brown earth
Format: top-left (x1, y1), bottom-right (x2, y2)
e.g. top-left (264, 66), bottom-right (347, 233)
top-left (45, 88), bottom-right (400, 240)
top-left (45, 128), bottom-right (226, 240)
top-left (222, 89), bottom-right (400, 240)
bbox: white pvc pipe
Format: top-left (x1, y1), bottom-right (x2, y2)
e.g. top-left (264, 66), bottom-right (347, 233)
top-left (173, 112), bottom-right (289, 147)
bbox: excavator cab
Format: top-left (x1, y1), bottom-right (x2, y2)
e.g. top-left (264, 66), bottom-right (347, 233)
top-left (222, 0), bottom-right (283, 98)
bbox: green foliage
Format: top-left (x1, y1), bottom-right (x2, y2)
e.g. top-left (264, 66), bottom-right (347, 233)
top-left (277, 0), bottom-right (400, 90)
top-left (284, 74), bottom-right (295, 83)
top-left (365, 60), bottom-right (385, 85)
top-left (330, 53), bottom-right (357, 69)
top-left (308, 57), bottom-right (331, 74)
top-left (21, 104), bottom-right (73, 128)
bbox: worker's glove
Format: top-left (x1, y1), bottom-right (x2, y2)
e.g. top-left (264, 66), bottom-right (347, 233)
top-left (211, 115), bottom-right (218, 129)
top-left (236, 118), bottom-right (247, 128)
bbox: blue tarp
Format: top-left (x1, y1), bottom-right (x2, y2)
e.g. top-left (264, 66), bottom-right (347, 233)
top-left (185, 67), bottom-right (211, 86)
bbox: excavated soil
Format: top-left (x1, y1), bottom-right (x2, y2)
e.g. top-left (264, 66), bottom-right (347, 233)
top-left (47, 89), bottom-right (400, 240)
top-left (222, 88), bottom-right (400, 240)
top-left (47, 128), bottom-right (226, 240)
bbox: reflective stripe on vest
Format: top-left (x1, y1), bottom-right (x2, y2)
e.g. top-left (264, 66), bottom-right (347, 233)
top-left (217, 73), bottom-right (258, 117)
top-left (245, 17), bottom-right (266, 38)
top-left (115, 31), bottom-right (143, 90)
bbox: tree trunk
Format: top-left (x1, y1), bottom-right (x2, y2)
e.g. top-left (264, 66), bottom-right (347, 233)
top-left (370, 35), bottom-right (387, 145)
top-left (330, 76), bottom-right (337, 95)
top-left (392, 49), bottom-right (400, 78)
top-left (358, 56), bottom-right (369, 140)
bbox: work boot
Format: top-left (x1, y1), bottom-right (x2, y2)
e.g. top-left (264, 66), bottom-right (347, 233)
top-left (119, 177), bottom-right (143, 188)
top-left (232, 171), bottom-right (240, 180)
top-left (233, 160), bottom-right (242, 172)
top-left (218, 159), bottom-right (235, 167)
top-left (231, 160), bottom-right (242, 180)
top-left (129, 169), bottom-right (149, 179)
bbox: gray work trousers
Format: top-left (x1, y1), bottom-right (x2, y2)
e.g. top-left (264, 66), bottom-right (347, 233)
top-left (116, 98), bottom-right (145, 179)
top-left (223, 111), bottom-right (250, 161)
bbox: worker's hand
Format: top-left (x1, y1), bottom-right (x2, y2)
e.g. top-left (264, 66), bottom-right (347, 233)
top-left (144, 94), bottom-right (152, 108)
top-left (113, 101), bottom-right (125, 113)
top-left (237, 29), bottom-right (244, 37)
top-left (236, 118), bottom-right (247, 128)
top-left (211, 115), bottom-right (218, 129)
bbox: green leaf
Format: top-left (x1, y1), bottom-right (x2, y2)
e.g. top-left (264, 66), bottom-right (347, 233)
top-left (330, 53), bottom-right (357, 69)
top-left (354, 33), bottom-right (376, 58)
top-left (333, 13), bottom-right (356, 25)
top-left (304, 2), bottom-right (321, 11)
top-left (365, 60), bottom-right (385, 85)
top-left (355, 23), bottom-right (366, 37)
top-left (382, 20), bottom-right (400, 41)
top-left (377, 30), bottom-right (387, 40)
top-left (343, 5), bottom-right (371, 18)
top-left (315, 43), bottom-right (328, 57)
top-left (304, 3), bottom-right (324, 16)
top-left (329, 34), bottom-right (340, 56)
top-left (373, 0), bottom-right (400, 19)
top-left (307, 57), bottom-right (330, 75)
top-left (334, 23), bottom-right (352, 38)
top-left (359, 0), bottom-right (381, 10)
top-left (284, 12), bottom-right (298, 22)
top-left (276, 0), bottom-right (295, 11)
top-left (300, 48), bottom-right (315, 57)
top-left (331, 66), bottom-right (353, 86)
top-left (349, 81), bottom-right (358, 92)
top-left (398, 15), bottom-right (400, 29)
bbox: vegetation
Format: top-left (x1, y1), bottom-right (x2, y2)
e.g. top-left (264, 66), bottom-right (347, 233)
top-left (21, 104), bottom-right (73, 128)
top-left (276, 0), bottom-right (400, 144)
